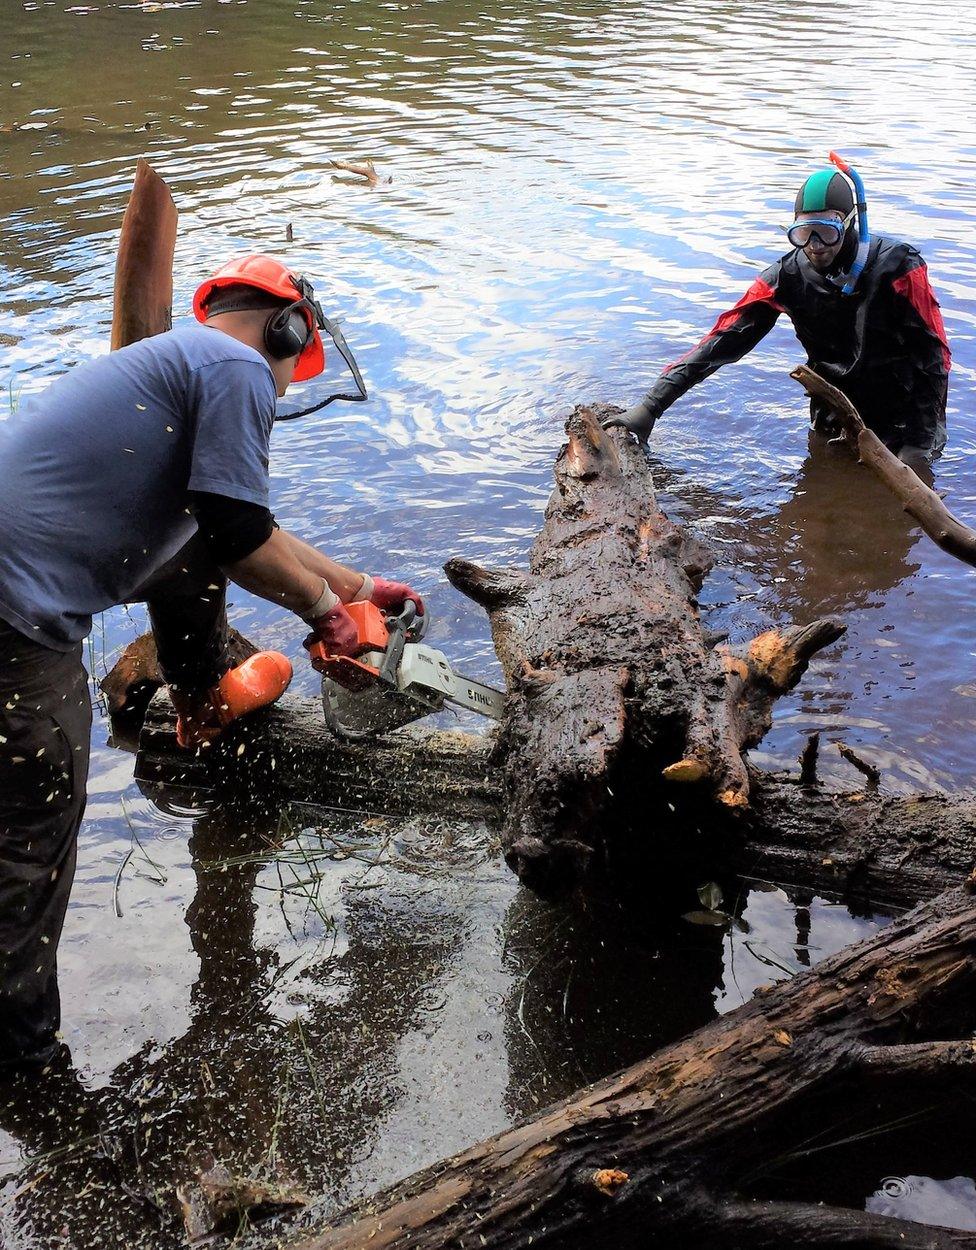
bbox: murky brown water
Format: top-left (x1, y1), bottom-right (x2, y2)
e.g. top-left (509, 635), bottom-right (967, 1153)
top-left (2, 1), bottom-right (975, 1244)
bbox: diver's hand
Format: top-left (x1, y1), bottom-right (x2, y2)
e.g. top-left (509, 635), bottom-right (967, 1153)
top-left (601, 399), bottom-right (660, 444)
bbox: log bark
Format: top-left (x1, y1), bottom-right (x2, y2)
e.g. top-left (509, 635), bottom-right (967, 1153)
top-left (121, 680), bottom-right (976, 911)
top-left (445, 404), bottom-right (843, 890)
top-left (134, 688), bottom-right (501, 824)
top-left (100, 629), bottom-right (257, 717)
top-left (281, 884), bottom-right (976, 1250)
top-left (734, 772), bottom-right (976, 909)
top-left (110, 158), bottom-right (177, 349)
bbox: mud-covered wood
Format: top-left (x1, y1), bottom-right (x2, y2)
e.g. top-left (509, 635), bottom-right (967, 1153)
top-left (135, 689), bottom-right (501, 823)
top-left (110, 158), bottom-right (177, 350)
top-left (282, 884), bottom-right (976, 1250)
top-left (445, 405), bottom-right (843, 890)
top-left (736, 773), bottom-right (976, 908)
top-left (125, 683), bottom-right (976, 908)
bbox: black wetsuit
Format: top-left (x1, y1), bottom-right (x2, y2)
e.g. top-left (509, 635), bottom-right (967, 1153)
top-left (644, 235), bottom-right (950, 455)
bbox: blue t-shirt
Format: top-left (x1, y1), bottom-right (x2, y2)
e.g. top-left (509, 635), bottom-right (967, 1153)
top-left (0, 323), bottom-right (277, 649)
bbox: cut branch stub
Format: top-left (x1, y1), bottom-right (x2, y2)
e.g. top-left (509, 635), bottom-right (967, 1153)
top-left (110, 159), bottom-right (177, 350)
top-left (446, 405), bottom-right (844, 890)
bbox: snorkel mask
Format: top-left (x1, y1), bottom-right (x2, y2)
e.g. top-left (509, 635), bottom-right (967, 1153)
top-left (786, 153), bottom-right (870, 295)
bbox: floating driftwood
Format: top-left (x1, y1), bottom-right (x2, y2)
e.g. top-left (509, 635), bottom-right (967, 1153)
top-left (330, 158), bottom-right (388, 187)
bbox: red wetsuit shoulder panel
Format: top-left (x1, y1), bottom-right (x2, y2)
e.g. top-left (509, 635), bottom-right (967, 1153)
top-left (892, 264), bottom-right (951, 374)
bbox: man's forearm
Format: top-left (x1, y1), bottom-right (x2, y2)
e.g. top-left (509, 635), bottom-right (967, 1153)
top-left (280, 532), bottom-right (367, 603)
top-left (223, 529), bottom-right (327, 615)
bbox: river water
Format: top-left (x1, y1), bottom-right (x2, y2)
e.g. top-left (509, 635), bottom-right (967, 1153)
top-left (2, 1), bottom-right (975, 1245)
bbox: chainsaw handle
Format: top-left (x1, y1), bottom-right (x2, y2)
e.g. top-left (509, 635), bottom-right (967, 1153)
top-left (391, 598), bottom-right (428, 641)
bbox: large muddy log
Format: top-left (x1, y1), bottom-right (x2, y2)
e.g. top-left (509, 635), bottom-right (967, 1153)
top-left (278, 882), bottom-right (976, 1250)
top-left (123, 677), bottom-right (976, 910)
top-left (445, 405), bottom-right (843, 890)
top-left (134, 688), bottom-right (501, 824)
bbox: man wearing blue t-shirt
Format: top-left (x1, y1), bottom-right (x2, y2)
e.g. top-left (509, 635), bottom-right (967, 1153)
top-left (0, 255), bottom-right (423, 1070)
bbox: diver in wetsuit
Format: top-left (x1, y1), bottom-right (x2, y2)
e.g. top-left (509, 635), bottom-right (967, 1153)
top-left (607, 161), bottom-right (951, 467)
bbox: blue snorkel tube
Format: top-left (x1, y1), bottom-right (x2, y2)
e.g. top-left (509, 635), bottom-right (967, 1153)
top-left (828, 150), bottom-right (869, 295)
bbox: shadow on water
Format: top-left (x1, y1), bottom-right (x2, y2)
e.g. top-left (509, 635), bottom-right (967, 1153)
top-left (0, 803), bottom-right (505, 1244)
top-left (4, 789), bottom-right (951, 1246)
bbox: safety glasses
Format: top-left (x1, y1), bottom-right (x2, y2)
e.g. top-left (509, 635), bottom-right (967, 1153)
top-left (786, 208), bottom-right (855, 248)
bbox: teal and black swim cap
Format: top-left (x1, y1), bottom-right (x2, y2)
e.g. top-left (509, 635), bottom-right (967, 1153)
top-left (794, 169), bottom-right (854, 216)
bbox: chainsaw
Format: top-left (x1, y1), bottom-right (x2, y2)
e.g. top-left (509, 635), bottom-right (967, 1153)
top-left (307, 600), bottom-right (505, 738)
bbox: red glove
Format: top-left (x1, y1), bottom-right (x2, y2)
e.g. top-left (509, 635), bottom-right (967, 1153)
top-left (303, 602), bottom-right (359, 658)
top-left (371, 577), bottom-right (425, 618)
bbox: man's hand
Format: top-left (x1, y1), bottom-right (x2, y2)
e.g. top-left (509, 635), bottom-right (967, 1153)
top-left (303, 602), bottom-right (359, 658)
top-left (601, 398), bottom-right (661, 444)
top-left (371, 577), bottom-right (426, 618)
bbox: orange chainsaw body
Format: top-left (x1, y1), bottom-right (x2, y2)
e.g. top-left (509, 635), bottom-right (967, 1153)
top-left (307, 600), bottom-right (390, 692)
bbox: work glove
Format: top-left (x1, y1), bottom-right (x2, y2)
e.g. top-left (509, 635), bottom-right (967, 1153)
top-left (303, 602), bottom-right (359, 658)
top-left (601, 398), bottom-right (661, 445)
top-left (370, 576), bottom-right (426, 619)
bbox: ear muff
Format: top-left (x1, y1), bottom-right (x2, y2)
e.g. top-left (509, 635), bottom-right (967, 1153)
top-left (264, 300), bottom-right (314, 361)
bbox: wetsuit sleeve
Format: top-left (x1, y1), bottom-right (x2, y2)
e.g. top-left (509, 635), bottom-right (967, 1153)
top-left (890, 254), bottom-right (951, 452)
top-left (642, 266), bottom-right (785, 417)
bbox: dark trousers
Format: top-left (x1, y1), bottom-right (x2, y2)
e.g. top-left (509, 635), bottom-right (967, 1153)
top-left (0, 536), bottom-right (230, 1065)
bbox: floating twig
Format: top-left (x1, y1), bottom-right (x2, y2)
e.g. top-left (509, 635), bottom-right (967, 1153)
top-left (330, 158), bottom-right (388, 187)
top-left (112, 847), bottom-right (134, 918)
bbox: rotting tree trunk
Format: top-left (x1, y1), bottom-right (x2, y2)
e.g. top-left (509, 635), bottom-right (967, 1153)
top-left (135, 689), bottom-right (501, 824)
top-left (444, 405), bottom-right (843, 891)
top-left (128, 683), bottom-right (976, 908)
top-left (733, 772), bottom-right (976, 909)
top-left (279, 883), bottom-right (976, 1250)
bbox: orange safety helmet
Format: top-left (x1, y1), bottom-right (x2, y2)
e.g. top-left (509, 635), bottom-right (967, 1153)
top-left (192, 255), bottom-right (326, 382)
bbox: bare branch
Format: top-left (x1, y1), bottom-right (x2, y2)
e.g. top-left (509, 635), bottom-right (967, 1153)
top-left (851, 1039), bottom-right (976, 1078)
top-left (837, 743), bottom-right (882, 787)
top-left (791, 364), bottom-right (976, 570)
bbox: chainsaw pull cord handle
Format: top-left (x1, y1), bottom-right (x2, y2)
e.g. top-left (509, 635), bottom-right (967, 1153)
top-left (275, 314), bottom-right (368, 422)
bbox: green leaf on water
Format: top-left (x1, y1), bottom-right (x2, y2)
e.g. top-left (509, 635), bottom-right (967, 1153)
top-left (698, 881), bottom-right (723, 911)
top-left (682, 909), bottom-right (729, 927)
